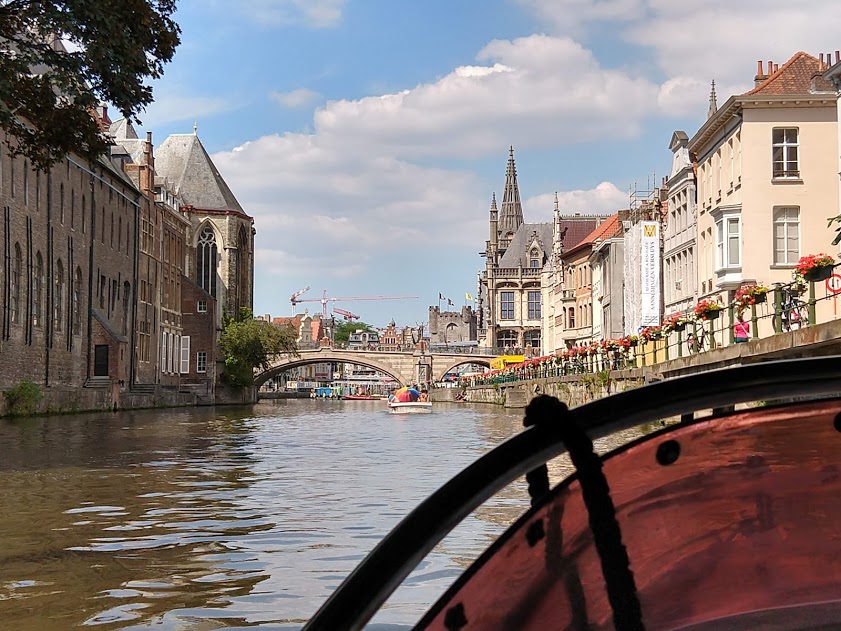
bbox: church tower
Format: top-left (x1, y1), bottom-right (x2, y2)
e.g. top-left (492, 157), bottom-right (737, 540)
top-left (497, 146), bottom-right (524, 257)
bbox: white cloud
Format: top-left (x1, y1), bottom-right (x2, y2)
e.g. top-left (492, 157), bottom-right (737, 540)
top-left (524, 182), bottom-right (628, 220)
top-left (312, 35), bottom-right (659, 159)
top-left (236, 0), bottom-right (347, 28)
top-left (520, 0), bottom-right (840, 111)
top-left (270, 88), bottom-right (321, 108)
top-left (210, 34), bottom-right (670, 287)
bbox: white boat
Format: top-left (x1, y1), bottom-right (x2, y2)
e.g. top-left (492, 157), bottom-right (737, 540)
top-left (387, 401), bottom-right (433, 414)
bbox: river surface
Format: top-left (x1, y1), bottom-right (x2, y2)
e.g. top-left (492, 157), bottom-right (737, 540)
top-left (0, 400), bottom-right (644, 630)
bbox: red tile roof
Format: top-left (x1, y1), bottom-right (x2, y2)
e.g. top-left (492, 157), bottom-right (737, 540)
top-left (745, 52), bottom-right (834, 96)
top-left (560, 214), bottom-right (622, 259)
top-left (559, 217), bottom-right (603, 251)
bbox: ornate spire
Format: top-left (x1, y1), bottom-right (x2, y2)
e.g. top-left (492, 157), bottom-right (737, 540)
top-left (490, 191), bottom-right (498, 212)
top-left (499, 146), bottom-right (523, 235)
top-left (707, 80), bottom-right (718, 119)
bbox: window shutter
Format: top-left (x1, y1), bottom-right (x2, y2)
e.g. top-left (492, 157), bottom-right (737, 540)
top-left (180, 336), bottom-right (190, 374)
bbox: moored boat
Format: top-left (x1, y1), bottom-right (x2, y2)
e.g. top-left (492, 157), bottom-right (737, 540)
top-left (342, 394), bottom-right (377, 401)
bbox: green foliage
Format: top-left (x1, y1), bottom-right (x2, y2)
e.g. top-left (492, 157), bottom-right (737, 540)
top-left (828, 214), bottom-right (841, 246)
top-left (219, 309), bottom-right (298, 387)
top-left (0, 0), bottom-right (181, 169)
top-left (333, 320), bottom-right (375, 346)
top-left (4, 379), bottom-right (42, 416)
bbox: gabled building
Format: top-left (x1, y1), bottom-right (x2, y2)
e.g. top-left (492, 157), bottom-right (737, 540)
top-left (689, 52), bottom-right (839, 307)
top-left (663, 130), bottom-right (698, 317)
top-left (479, 148), bottom-right (601, 355)
top-left (589, 213), bottom-right (625, 341)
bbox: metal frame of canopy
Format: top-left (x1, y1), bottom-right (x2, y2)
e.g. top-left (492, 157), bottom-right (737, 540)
top-left (302, 356), bottom-right (841, 631)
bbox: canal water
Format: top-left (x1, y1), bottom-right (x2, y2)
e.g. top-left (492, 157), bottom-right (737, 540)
top-left (0, 400), bottom-right (643, 630)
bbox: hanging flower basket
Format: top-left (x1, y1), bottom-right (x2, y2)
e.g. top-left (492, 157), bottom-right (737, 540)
top-left (796, 253), bottom-right (835, 282)
top-left (804, 265), bottom-right (833, 282)
top-left (694, 299), bottom-right (724, 321)
top-left (754, 292), bottom-right (767, 304)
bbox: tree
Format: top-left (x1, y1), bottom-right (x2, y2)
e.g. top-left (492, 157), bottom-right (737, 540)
top-left (0, 0), bottom-right (181, 170)
top-left (219, 309), bottom-right (298, 387)
top-left (333, 320), bottom-right (375, 346)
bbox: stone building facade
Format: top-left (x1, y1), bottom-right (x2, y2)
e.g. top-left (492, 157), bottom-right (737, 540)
top-left (479, 150), bottom-right (603, 356)
top-left (428, 305), bottom-right (477, 346)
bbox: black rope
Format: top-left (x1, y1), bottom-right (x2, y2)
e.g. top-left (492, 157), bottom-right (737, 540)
top-left (524, 395), bottom-right (645, 631)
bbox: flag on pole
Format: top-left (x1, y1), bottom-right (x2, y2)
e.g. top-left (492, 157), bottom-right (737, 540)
top-left (448, 299), bottom-right (454, 307)
top-left (465, 292), bottom-right (474, 301)
top-left (438, 292), bottom-right (444, 300)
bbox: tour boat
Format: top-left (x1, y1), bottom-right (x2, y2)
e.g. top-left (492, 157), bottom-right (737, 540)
top-left (387, 400), bottom-right (432, 414)
top-left (304, 355), bottom-right (841, 630)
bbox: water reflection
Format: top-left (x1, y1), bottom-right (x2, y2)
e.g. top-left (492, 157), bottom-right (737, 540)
top-left (0, 400), bottom-right (645, 630)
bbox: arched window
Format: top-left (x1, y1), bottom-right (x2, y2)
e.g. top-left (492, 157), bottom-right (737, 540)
top-left (236, 224), bottom-right (249, 314)
top-left (60, 184), bottom-right (65, 224)
top-left (196, 224), bottom-right (217, 298)
top-left (54, 259), bottom-right (64, 332)
top-left (73, 267), bottom-right (83, 335)
top-left (569, 307), bottom-right (575, 329)
top-left (122, 281), bottom-right (130, 335)
top-left (11, 243), bottom-right (21, 324)
top-left (33, 252), bottom-right (43, 327)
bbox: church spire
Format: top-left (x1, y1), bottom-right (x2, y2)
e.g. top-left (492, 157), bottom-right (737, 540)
top-left (498, 146), bottom-right (524, 236)
top-left (707, 79), bottom-right (718, 119)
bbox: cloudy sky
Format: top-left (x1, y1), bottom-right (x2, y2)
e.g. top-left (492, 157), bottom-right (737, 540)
top-left (142, 0), bottom-right (838, 328)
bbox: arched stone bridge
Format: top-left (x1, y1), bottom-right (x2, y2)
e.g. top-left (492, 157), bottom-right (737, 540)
top-left (255, 348), bottom-right (495, 387)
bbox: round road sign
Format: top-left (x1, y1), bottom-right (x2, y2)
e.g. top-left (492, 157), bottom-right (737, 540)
top-left (827, 274), bottom-right (841, 294)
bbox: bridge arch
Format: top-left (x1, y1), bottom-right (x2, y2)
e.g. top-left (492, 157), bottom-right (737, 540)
top-left (255, 352), bottom-right (406, 388)
top-left (433, 358), bottom-right (492, 383)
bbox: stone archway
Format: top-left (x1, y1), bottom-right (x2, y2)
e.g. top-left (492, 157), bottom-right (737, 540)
top-left (255, 352), bottom-right (408, 388)
top-left (433, 358), bottom-right (492, 383)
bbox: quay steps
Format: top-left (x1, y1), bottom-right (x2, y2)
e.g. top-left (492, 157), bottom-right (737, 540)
top-left (84, 376), bottom-right (112, 389)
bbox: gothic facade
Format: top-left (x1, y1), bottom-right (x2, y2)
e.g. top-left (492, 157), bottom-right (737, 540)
top-left (478, 148), bottom-right (602, 356)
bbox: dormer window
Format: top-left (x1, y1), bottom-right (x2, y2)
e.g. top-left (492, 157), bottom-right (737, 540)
top-left (529, 248), bottom-right (541, 268)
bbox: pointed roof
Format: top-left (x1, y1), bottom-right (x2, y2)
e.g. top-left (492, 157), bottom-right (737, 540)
top-left (498, 146), bottom-right (523, 235)
top-left (707, 80), bottom-right (718, 118)
top-left (745, 52), bottom-right (834, 96)
top-left (154, 132), bottom-right (246, 214)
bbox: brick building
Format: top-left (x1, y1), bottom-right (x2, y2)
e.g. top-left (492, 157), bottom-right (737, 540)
top-left (0, 126), bottom-right (138, 393)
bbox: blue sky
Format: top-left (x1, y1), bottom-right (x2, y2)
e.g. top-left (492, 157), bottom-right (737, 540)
top-left (141, 0), bottom-right (838, 328)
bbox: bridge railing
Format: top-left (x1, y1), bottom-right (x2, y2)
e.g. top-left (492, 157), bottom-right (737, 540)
top-left (291, 342), bottom-right (501, 356)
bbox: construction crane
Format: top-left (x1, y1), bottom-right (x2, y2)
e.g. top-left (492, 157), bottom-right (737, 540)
top-left (291, 289), bottom-right (419, 319)
top-left (332, 307), bottom-right (360, 321)
top-left (290, 286), bottom-right (310, 313)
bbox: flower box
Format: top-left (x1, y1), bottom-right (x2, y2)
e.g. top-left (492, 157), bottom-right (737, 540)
top-left (673, 322), bottom-right (686, 332)
top-left (796, 253), bottom-right (835, 282)
top-left (804, 265), bottom-right (833, 282)
top-left (753, 292), bottom-right (767, 304)
top-left (705, 310), bottom-right (720, 321)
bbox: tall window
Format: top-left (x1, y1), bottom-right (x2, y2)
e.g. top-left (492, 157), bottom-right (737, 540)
top-left (527, 290), bottom-right (542, 319)
top-left (197, 225), bottom-right (218, 298)
top-left (500, 291), bottom-right (514, 320)
top-left (122, 281), bottom-right (130, 335)
top-left (196, 351), bottom-right (207, 373)
top-left (33, 252), bottom-right (43, 328)
top-left (568, 307), bottom-right (575, 329)
top-left (772, 128), bottom-right (799, 178)
top-left (73, 267), bottom-right (82, 335)
top-left (773, 207), bottom-right (800, 265)
top-left (54, 259), bottom-right (65, 332)
top-left (11, 243), bottom-right (21, 324)
top-left (529, 248), bottom-right (540, 268)
top-left (716, 216), bottom-right (741, 269)
top-left (236, 224), bottom-right (248, 313)
top-left (60, 184), bottom-right (65, 224)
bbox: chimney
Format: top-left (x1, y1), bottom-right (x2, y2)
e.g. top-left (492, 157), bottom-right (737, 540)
top-left (754, 60), bottom-right (768, 87)
top-left (143, 131), bottom-right (154, 195)
top-left (836, 50), bottom-right (840, 64)
top-left (773, 63), bottom-right (779, 73)
top-left (820, 53), bottom-right (825, 67)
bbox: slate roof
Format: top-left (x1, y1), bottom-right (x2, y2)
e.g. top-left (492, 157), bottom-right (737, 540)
top-left (498, 222), bottom-right (553, 268)
top-left (154, 133), bottom-right (246, 214)
top-left (745, 52), bottom-right (834, 96)
top-left (109, 118), bottom-right (149, 165)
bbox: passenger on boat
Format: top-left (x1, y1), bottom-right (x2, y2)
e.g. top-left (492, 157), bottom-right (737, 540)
top-left (418, 391), bottom-right (429, 402)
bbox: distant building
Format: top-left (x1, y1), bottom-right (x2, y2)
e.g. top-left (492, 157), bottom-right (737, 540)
top-left (663, 130), bottom-right (698, 317)
top-left (479, 148), bottom-right (602, 355)
top-left (347, 329), bottom-right (380, 350)
top-left (589, 213), bottom-right (625, 341)
top-left (428, 305), bottom-right (476, 346)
